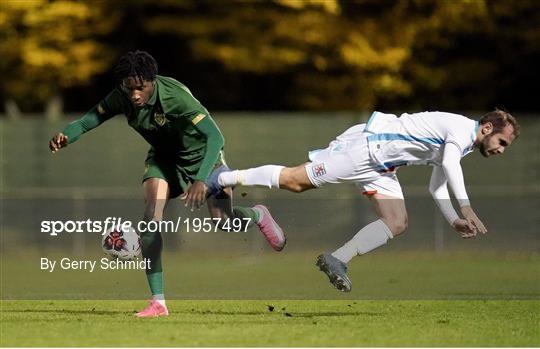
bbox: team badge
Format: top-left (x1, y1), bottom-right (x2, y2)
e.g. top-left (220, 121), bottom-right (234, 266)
top-left (312, 163), bottom-right (327, 177)
top-left (191, 113), bottom-right (206, 125)
top-left (154, 112), bottom-right (166, 126)
top-left (97, 103), bottom-right (106, 115)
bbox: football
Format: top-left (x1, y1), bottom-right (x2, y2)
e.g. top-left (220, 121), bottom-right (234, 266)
top-left (102, 225), bottom-right (141, 260)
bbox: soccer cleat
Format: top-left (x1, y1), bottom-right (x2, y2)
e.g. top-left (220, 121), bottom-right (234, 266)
top-left (316, 253), bottom-right (352, 292)
top-left (253, 205), bottom-right (286, 251)
top-left (135, 300), bottom-right (169, 318)
top-left (206, 164), bottom-right (232, 197)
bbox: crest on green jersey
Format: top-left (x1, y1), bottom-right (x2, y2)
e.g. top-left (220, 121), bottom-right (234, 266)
top-left (154, 112), bottom-right (167, 126)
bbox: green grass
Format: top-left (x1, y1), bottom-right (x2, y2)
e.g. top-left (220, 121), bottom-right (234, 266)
top-left (2, 116), bottom-right (538, 346)
top-left (1, 300), bottom-right (538, 346)
top-left (2, 251), bottom-right (539, 346)
top-left (2, 251), bottom-right (539, 300)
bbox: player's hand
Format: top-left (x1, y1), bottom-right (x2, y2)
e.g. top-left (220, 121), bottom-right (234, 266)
top-left (182, 180), bottom-right (208, 211)
top-left (460, 205), bottom-right (488, 235)
top-left (452, 218), bottom-right (477, 239)
top-left (49, 133), bottom-right (69, 153)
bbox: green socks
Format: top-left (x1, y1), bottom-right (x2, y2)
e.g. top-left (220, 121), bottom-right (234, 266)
top-left (233, 206), bottom-right (260, 229)
top-left (146, 271), bottom-right (164, 295)
top-left (140, 229), bottom-right (164, 295)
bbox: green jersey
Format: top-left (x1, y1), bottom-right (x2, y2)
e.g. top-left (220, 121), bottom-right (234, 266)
top-left (63, 75), bottom-right (225, 182)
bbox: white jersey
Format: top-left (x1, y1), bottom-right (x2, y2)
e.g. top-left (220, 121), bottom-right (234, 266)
top-left (365, 111), bottom-right (479, 171)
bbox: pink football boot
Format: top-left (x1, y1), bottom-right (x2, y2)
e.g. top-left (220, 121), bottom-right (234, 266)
top-left (253, 205), bottom-right (286, 251)
top-left (135, 300), bottom-right (169, 318)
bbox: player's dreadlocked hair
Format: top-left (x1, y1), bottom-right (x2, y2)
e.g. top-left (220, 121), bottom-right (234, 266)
top-left (113, 50), bottom-right (158, 83)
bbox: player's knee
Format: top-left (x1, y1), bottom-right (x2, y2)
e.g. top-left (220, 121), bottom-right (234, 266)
top-left (398, 219), bottom-right (408, 235)
top-left (143, 201), bottom-right (163, 222)
top-left (390, 216), bottom-right (408, 236)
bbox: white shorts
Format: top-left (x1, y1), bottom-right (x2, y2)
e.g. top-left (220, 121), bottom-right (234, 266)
top-left (305, 124), bottom-right (404, 199)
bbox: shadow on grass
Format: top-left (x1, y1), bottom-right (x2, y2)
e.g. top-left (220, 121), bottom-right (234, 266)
top-left (6, 308), bottom-right (384, 318)
top-left (6, 309), bottom-right (129, 315)
top-left (186, 309), bottom-right (384, 317)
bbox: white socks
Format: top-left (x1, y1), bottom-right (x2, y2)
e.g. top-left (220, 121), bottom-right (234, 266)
top-left (218, 165), bottom-right (284, 189)
top-left (332, 219), bottom-right (393, 264)
top-left (152, 294), bottom-right (166, 307)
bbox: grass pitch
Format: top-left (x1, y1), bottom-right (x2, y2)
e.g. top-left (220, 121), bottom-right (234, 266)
top-left (2, 252), bottom-right (539, 346)
top-left (1, 299), bottom-right (538, 346)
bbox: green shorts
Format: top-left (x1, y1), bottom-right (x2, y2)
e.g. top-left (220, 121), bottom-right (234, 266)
top-left (143, 149), bottom-right (227, 198)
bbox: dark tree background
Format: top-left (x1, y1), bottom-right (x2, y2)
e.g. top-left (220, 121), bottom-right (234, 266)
top-left (1, 0), bottom-right (538, 113)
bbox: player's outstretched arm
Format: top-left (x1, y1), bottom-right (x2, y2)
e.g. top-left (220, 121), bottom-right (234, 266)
top-left (49, 133), bottom-right (69, 153)
top-left (49, 104), bottom-right (116, 153)
top-left (429, 166), bottom-right (476, 238)
top-left (441, 143), bottom-right (488, 235)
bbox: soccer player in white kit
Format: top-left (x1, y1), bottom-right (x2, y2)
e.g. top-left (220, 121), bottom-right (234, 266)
top-left (210, 109), bottom-right (519, 292)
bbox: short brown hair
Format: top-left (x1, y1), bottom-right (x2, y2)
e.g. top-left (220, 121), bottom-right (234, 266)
top-left (480, 109), bottom-right (520, 138)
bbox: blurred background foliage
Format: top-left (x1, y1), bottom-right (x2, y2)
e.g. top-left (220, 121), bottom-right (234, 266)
top-left (0, 0), bottom-right (538, 113)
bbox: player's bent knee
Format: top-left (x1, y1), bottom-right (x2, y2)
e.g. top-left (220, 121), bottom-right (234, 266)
top-left (143, 201), bottom-right (163, 222)
top-left (388, 217), bottom-right (408, 236)
top-left (396, 220), bottom-right (408, 236)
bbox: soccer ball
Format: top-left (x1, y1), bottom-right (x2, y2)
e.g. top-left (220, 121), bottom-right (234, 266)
top-left (102, 225), bottom-right (141, 260)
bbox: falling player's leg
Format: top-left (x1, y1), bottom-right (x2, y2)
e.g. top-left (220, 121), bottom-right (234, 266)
top-left (319, 192), bottom-right (407, 292)
top-left (332, 193), bottom-right (407, 263)
top-left (136, 177), bottom-right (170, 317)
top-left (216, 163), bottom-right (316, 193)
top-left (304, 128), bottom-right (408, 291)
top-left (216, 133), bottom-right (364, 194)
top-left (216, 123), bottom-right (368, 193)
top-left (207, 169), bottom-right (286, 251)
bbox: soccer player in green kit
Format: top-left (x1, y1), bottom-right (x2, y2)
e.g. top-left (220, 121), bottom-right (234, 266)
top-left (49, 51), bottom-right (286, 317)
